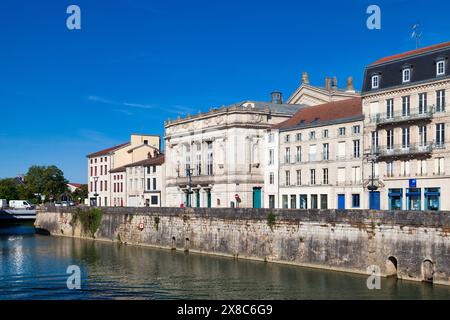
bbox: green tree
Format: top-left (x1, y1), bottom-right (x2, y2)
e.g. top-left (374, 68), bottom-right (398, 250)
top-left (0, 178), bottom-right (20, 201)
top-left (23, 165), bottom-right (69, 203)
top-left (72, 184), bottom-right (88, 203)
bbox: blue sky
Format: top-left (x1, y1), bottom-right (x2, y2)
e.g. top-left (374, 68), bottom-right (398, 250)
top-left (1, 0), bottom-right (450, 183)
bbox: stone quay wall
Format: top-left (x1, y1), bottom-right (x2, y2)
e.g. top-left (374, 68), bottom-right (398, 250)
top-left (35, 207), bottom-right (450, 286)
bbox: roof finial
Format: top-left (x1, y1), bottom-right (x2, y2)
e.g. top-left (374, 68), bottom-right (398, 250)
top-left (301, 71), bottom-right (309, 85)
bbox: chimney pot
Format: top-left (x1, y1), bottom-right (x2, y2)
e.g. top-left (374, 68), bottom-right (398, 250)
top-left (325, 77), bottom-right (331, 91)
top-left (271, 91), bottom-right (283, 104)
top-left (332, 76), bottom-right (338, 91)
top-left (346, 76), bottom-right (355, 93)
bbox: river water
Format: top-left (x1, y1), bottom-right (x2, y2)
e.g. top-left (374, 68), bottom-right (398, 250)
top-left (1, 223), bottom-right (450, 300)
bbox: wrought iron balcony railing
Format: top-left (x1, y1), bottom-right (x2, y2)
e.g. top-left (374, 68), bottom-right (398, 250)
top-left (370, 107), bottom-right (434, 126)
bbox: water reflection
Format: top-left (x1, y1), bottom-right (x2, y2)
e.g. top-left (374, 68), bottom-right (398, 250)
top-left (0, 224), bottom-right (450, 300)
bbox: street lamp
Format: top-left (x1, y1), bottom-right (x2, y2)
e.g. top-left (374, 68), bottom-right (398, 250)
top-left (93, 176), bottom-right (99, 206)
top-left (365, 152), bottom-right (379, 209)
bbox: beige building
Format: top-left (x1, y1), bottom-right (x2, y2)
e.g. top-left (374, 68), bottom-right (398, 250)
top-left (267, 98), bottom-right (365, 209)
top-left (164, 93), bottom-right (305, 208)
top-left (362, 41), bottom-right (450, 211)
top-left (87, 134), bottom-right (161, 207)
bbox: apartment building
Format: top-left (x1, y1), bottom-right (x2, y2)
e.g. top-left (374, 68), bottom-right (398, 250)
top-left (87, 134), bottom-right (161, 207)
top-left (266, 98), bottom-right (365, 209)
top-left (362, 41), bottom-right (450, 211)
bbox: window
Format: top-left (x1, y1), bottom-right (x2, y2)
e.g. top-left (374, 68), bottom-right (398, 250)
top-left (195, 144), bottom-right (202, 176)
top-left (386, 99), bottom-right (394, 119)
top-left (144, 140), bottom-right (148, 145)
top-left (285, 135), bottom-right (290, 143)
top-left (285, 147), bottom-right (290, 163)
top-left (353, 140), bottom-right (360, 158)
top-left (268, 133), bottom-right (274, 143)
top-left (290, 195), bottom-right (297, 209)
top-left (269, 195), bottom-right (275, 209)
top-left (389, 188), bottom-right (402, 210)
top-left (337, 142), bottom-right (346, 159)
top-left (269, 172), bottom-right (274, 185)
top-left (311, 195), bottom-right (318, 209)
top-left (299, 195), bottom-right (307, 209)
top-left (323, 168), bottom-right (329, 185)
top-left (185, 144), bottom-right (191, 176)
top-left (436, 123), bottom-right (445, 147)
top-left (147, 178), bottom-right (151, 190)
top-left (419, 93), bottom-right (427, 114)
top-left (323, 143), bottom-right (329, 160)
top-left (296, 170), bottom-right (301, 186)
top-left (402, 68), bottom-right (411, 83)
top-left (309, 131), bottom-right (316, 140)
top-left (372, 75), bottom-right (379, 89)
top-left (437, 60), bottom-right (446, 76)
top-left (323, 129), bottom-right (329, 138)
top-left (151, 196), bottom-right (158, 205)
top-left (401, 161), bottom-right (410, 176)
top-left (296, 146), bottom-right (301, 162)
top-left (352, 166), bottom-right (361, 183)
top-left (352, 194), bottom-right (360, 208)
top-left (352, 125), bottom-right (360, 134)
top-left (435, 157), bottom-right (445, 175)
top-left (436, 90), bottom-right (446, 112)
top-left (296, 133), bottom-right (302, 141)
top-left (419, 125), bottom-right (427, 146)
top-left (320, 195), bottom-right (328, 209)
top-left (371, 131), bottom-right (379, 152)
top-left (386, 162), bottom-right (393, 177)
top-left (285, 171), bottom-right (290, 186)
top-left (268, 149), bottom-right (274, 165)
top-left (207, 142), bottom-right (213, 175)
top-left (309, 145), bottom-right (317, 162)
top-left (402, 127), bottom-right (410, 148)
top-left (310, 169), bottom-right (316, 185)
top-left (418, 160), bottom-right (427, 176)
top-left (282, 195), bottom-right (288, 209)
top-left (402, 96), bottom-right (410, 117)
top-left (387, 129), bottom-right (394, 150)
top-left (338, 127), bottom-right (346, 137)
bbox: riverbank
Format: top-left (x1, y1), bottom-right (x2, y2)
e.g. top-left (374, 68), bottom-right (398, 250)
top-left (35, 207), bottom-right (450, 286)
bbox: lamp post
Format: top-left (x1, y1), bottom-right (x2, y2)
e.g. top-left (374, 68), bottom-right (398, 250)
top-left (93, 176), bottom-right (99, 207)
top-left (365, 152), bottom-right (378, 209)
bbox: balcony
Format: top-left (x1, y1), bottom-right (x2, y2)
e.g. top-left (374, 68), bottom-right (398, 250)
top-left (372, 143), bottom-right (433, 161)
top-left (371, 107), bottom-right (434, 128)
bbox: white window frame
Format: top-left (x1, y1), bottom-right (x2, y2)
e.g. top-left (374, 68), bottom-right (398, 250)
top-left (402, 68), bottom-right (411, 83)
top-left (371, 75), bottom-right (379, 89)
top-left (437, 60), bottom-right (446, 76)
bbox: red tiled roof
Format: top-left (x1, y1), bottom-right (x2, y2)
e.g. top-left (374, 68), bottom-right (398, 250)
top-left (370, 41), bottom-right (450, 66)
top-left (68, 183), bottom-right (84, 188)
top-left (272, 98), bottom-right (362, 130)
top-left (87, 142), bottom-right (129, 158)
top-left (109, 154), bottom-right (165, 173)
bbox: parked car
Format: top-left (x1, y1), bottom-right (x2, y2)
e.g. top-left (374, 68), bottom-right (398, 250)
top-left (9, 200), bottom-right (34, 209)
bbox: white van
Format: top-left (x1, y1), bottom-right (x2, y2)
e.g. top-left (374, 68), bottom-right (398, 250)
top-left (9, 200), bottom-right (33, 209)
top-left (0, 199), bottom-right (8, 208)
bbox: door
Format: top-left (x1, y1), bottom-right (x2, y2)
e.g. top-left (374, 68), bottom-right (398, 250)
top-left (207, 191), bottom-right (211, 208)
top-left (370, 192), bottom-right (380, 210)
top-left (253, 187), bottom-right (262, 208)
top-left (337, 194), bottom-right (345, 209)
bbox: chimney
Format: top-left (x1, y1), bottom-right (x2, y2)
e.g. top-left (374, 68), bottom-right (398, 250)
top-left (301, 71), bottom-right (309, 85)
top-left (346, 76), bottom-right (355, 93)
top-left (331, 76), bottom-right (338, 91)
top-left (325, 76), bottom-right (331, 91)
top-left (271, 91), bottom-right (283, 104)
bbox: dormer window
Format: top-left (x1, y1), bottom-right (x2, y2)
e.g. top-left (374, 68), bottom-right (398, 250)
top-left (437, 60), bottom-right (446, 76)
top-left (371, 75), bottom-right (379, 89)
top-left (402, 68), bottom-right (411, 83)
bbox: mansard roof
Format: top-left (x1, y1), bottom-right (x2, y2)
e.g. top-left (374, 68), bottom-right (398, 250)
top-left (273, 97), bottom-right (362, 131)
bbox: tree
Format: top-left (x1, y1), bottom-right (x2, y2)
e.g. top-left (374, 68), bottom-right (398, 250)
top-left (0, 178), bottom-right (20, 201)
top-left (72, 184), bottom-right (88, 203)
top-left (23, 165), bottom-right (69, 203)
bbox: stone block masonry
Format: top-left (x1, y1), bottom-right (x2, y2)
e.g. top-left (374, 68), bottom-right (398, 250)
top-left (35, 207), bottom-right (450, 286)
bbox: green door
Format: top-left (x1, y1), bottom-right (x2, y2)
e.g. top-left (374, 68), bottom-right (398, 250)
top-left (196, 191), bottom-right (200, 207)
top-left (253, 187), bottom-right (262, 208)
top-left (207, 191), bottom-right (211, 208)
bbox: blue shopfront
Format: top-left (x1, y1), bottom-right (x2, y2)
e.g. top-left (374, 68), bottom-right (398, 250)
top-left (388, 186), bottom-right (440, 211)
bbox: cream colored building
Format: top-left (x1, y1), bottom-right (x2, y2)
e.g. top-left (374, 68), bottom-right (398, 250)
top-left (266, 98), bottom-right (365, 209)
top-left (164, 93), bottom-right (305, 208)
top-left (87, 134), bottom-right (161, 207)
top-left (362, 41), bottom-right (450, 211)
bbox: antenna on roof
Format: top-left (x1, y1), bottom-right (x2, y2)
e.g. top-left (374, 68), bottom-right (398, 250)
top-left (411, 23), bottom-right (422, 49)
